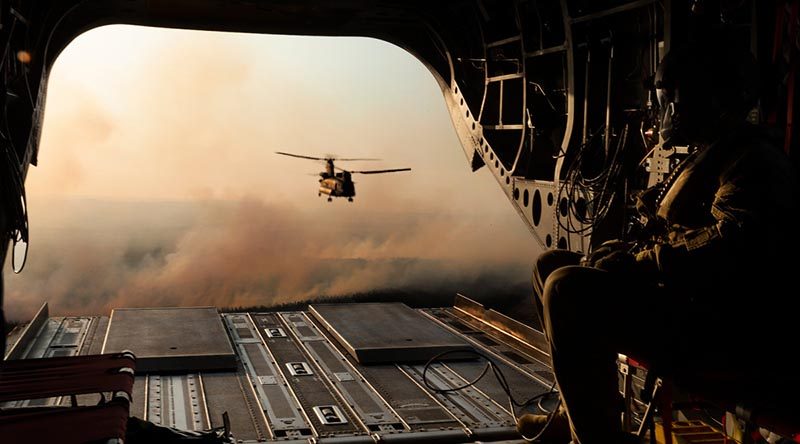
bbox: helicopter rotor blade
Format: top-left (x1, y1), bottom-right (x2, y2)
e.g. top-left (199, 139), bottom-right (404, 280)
top-left (275, 151), bottom-right (328, 161)
top-left (335, 158), bottom-right (382, 161)
top-left (348, 168), bottom-right (412, 175)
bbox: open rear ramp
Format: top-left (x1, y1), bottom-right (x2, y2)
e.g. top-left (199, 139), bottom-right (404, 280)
top-left (5, 298), bottom-right (557, 443)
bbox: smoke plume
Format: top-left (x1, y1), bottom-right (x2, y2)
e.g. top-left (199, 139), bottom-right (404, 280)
top-left (4, 27), bottom-right (541, 320)
top-left (4, 197), bottom-right (537, 319)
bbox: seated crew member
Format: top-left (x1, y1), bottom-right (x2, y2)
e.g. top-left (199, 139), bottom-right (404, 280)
top-left (518, 44), bottom-right (799, 443)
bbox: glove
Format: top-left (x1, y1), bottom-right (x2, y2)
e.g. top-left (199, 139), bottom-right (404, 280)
top-left (582, 239), bottom-right (631, 267)
top-left (593, 250), bottom-right (637, 273)
top-left (633, 185), bottom-right (662, 221)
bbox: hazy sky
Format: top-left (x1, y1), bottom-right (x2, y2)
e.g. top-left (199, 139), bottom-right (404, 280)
top-left (5, 25), bottom-right (539, 319)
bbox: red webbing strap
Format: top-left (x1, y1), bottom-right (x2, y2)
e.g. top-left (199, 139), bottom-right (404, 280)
top-left (0, 369), bottom-right (131, 385)
top-left (0, 352), bottom-right (134, 373)
top-left (786, 1), bottom-right (799, 154)
top-left (0, 370), bottom-right (134, 403)
top-left (775, 2), bottom-right (787, 64)
top-left (0, 354), bottom-right (135, 378)
top-left (769, 2), bottom-right (787, 127)
top-left (0, 399), bottom-right (129, 444)
top-left (0, 353), bottom-right (135, 403)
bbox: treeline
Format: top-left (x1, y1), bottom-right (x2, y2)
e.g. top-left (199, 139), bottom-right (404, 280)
top-left (4, 319), bottom-right (20, 336)
top-left (221, 285), bottom-right (539, 328)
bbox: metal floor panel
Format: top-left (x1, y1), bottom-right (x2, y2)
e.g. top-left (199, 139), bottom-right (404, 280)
top-left (350, 364), bottom-right (463, 430)
top-left (310, 303), bottom-right (473, 364)
top-left (104, 307), bottom-right (236, 373)
top-left (280, 312), bottom-right (407, 434)
top-left (400, 363), bottom-right (513, 429)
top-left (43, 317), bottom-right (93, 360)
top-left (49, 317), bottom-right (91, 349)
top-left (146, 374), bottom-right (209, 431)
top-left (419, 310), bottom-right (556, 408)
top-left (304, 312), bottom-right (463, 432)
top-left (21, 317), bottom-right (67, 359)
top-left (66, 318), bottom-right (114, 407)
top-left (252, 313), bottom-right (362, 437)
top-left (201, 371), bottom-right (269, 442)
top-left (444, 359), bottom-right (552, 413)
top-left (80, 316), bottom-right (109, 356)
top-left (223, 313), bottom-right (313, 439)
top-left (6, 317), bottom-right (95, 408)
top-left (426, 309), bottom-right (554, 385)
top-left (130, 376), bottom-right (147, 418)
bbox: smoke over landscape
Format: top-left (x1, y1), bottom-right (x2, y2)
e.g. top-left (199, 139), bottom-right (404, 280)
top-left (3, 26), bottom-right (540, 320)
top-left (4, 197), bottom-right (536, 319)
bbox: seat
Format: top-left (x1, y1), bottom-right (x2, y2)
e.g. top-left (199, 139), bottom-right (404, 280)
top-left (0, 396), bottom-right (132, 444)
top-left (0, 351), bottom-right (135, 403)
top-left (621, 355), bottom-right (800, 443)
top-left (674, 372), bottom-right (800, 442)
top-left (0, 352), bottom-right (136, 444)
top-left (619, 355), bottom-right (675, 444)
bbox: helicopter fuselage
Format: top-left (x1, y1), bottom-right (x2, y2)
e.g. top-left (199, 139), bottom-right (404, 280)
top-left (278, 154), bottom-right (407, 202)
top-left (319, 171), bottom-right (355, 200)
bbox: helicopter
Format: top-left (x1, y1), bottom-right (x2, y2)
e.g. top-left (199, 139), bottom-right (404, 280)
top-left (275, 151), bottom-right (411, 202)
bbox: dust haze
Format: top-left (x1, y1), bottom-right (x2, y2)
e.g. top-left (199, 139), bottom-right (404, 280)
top-left (4, 198), bottom-right (536, 319)
top-left (3, 26), bottom-right (540, 319)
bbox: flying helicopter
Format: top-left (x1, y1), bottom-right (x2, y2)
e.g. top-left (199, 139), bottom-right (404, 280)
top-left (276, 151), bottom-right (411, 202)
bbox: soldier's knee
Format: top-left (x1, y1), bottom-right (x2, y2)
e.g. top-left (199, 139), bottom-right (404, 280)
top-left (533, 250), bottom-right (582, 283)
top-left (542, 266), bottom-right (590, 318)
top-left (533, 250), bottom-right (558, 281)
top-left (536, 249), bottom-right (575, 269)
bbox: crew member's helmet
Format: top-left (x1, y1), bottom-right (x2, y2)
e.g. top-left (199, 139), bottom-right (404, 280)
top-left (654, 43), bottom-right (758, 146)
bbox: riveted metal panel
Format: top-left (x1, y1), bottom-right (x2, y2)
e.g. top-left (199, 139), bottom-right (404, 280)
top-left (310, 303), bottom-right (473, 364)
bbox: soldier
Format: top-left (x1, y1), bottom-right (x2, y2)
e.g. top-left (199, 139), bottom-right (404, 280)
top-left (518, 42), bottom-right (799, 443)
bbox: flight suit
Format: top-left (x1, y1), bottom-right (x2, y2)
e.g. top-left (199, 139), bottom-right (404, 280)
top-left (533, 125), bottom-right (799, 443)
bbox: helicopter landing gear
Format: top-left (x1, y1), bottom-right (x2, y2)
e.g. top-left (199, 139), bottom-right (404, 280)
top-left (348, 197), bottom-right (353, 202)
top-left (327, 197), bottom-right (332, 202)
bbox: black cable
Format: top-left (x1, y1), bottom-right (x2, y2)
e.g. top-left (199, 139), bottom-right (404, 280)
top-left (537, 386), bottom-right (558, 414)
top-left (422, 349), bottom-right (555, 407)
top-left (422, 349), bottom-right (561, 442)
top-left (422, 352), bottom-right (491, 394)
top-left (555, 121), bottom-right (629, 238)
top-left (0, 9), bottom-right (31, 272)
top-left (520, 396), bottom-right (562, 442)
top-left (1, 136), bottom-right (29, 272)
top-left (555, 126), bottom-right (606, 235)
top-left (0, 16), bottom-right (18, 73)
